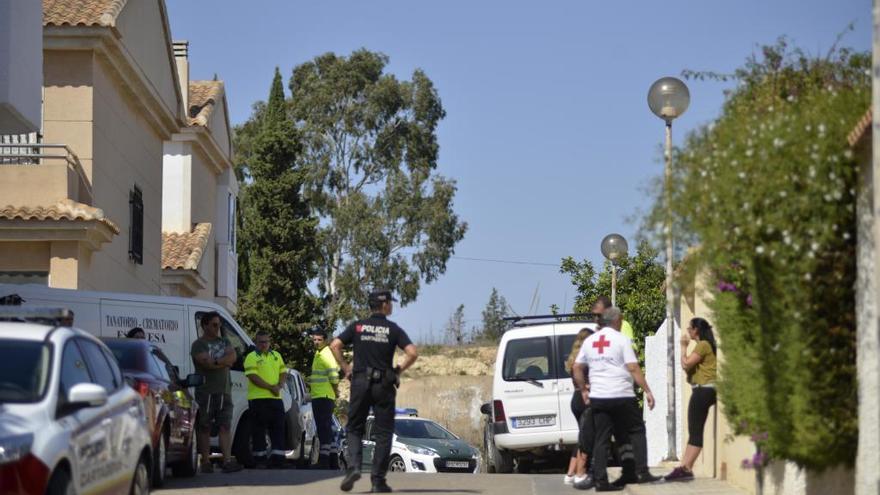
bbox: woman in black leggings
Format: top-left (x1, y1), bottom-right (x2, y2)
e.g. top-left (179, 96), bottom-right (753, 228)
top-left (563, 327), bottom-right (594, 486)
top-left (664, 317), bottom-right (717, 482)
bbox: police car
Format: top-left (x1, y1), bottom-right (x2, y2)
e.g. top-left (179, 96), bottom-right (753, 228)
top-left (361, 409), bottom-right (480, 474)
top-left (0, 308), bottom-right (153, 494)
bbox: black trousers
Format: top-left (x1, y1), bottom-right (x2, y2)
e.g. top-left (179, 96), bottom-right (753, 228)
top-left (590, 397), bottom-right (649, 482)
top-left (313, 397), bottom-right (336, 456)
top-left (249, 399), bottom-right (285, 458)
top-left (688, 387), bottom-right (716, 448)
top-left (346, 372), bottom-right (396, 483)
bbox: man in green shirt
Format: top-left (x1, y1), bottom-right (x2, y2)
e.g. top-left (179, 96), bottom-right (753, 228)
top-left (243, 331), bottom-right (288, 468)
top-left (191, 311), bottom-right (242, 473)
top-left (308, 327), bottom-right (341, 469)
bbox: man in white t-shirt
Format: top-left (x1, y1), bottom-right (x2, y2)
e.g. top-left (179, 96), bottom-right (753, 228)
top-left (572, 307), bottom-right (660, 491)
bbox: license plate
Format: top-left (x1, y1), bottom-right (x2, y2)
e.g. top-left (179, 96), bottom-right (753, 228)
top-left (446, 461), bottom-right (470, 468)
top-left (512, 415), bottom-right (555, 428)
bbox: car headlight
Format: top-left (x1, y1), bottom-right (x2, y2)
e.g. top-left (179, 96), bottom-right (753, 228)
top-left (0, 433), bottom-right (33, 465)
top-left (471, 448), bottom-right (479, 459)
top-left (404, 445), bottom-right (437, 456)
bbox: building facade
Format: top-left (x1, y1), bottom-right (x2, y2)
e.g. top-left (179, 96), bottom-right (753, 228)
top-left (0, 0), bottom-right (238, 312)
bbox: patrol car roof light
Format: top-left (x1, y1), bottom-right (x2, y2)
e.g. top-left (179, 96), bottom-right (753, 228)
top-left (395, 407), bottom-right (418, 417)
top-left (0, 307), bottom-right (73, 325)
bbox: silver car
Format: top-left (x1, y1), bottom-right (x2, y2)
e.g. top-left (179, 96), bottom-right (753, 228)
top-left (284, 369), bottom-right (319, 467)
top-left (0, 308), bottom-right (153, 494)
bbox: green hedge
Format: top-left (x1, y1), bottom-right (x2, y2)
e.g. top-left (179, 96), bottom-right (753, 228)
top-left (651, 39), bottom-right (868, 469)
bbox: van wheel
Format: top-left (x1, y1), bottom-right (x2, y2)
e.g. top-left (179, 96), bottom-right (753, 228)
top-left (130, 454), bottom-right (150, 495)
top-left (46, 468), bottom-right (73, 495)
top-left (172, 428), bottom-right (198, 477)
top-left (152, 428), bottom-right (168, 486)
top-left (232, 413), bottom-right (253, 466)
top-left (484, 424), bottom-right (513, 473)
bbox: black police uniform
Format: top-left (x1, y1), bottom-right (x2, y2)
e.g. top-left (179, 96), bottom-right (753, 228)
top-left (338, 309), bottom-right (412, 487)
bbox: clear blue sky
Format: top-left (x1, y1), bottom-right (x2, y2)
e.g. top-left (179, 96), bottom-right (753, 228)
top-left (166, 0), bottom-right (870, 343)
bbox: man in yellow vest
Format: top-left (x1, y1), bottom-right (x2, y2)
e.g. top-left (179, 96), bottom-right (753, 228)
top-left (308, 327), bottom-right (341, 469)
top-left (243, 331), bottom-right (288, 468)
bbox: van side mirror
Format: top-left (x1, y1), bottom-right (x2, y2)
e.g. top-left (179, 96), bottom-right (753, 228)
top-left (180, 374), bottom-right (205, 388)
top-left (480, 402), bottom-right (491, 415)
top-left (303, 392), bottom-right (312, 404)
top-left (172, 365), bottom-right (181, 377)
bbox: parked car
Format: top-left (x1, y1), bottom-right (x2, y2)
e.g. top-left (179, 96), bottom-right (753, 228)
top-left (0, 308), bottom-right (153, 495)
top-left (283, 369), bottom-right (319, 467)
top-left (480, 313), bottom-right (598, 473)
top-left (361, 414), bottom-right (480, 473)
top-left (0, 284), bottom-right (297, 465)
top-left (102, 338), bottom-right (203, 486)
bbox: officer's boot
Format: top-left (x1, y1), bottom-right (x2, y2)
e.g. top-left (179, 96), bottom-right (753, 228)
top-left (316, 454), bottom-right (330, 469)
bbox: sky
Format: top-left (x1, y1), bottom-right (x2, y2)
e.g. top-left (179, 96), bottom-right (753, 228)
top-left (165, 0), bottom-right (871, 343)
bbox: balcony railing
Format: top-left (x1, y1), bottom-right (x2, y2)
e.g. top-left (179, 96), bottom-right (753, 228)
top-left (0, 141), bottom-right (93, 204)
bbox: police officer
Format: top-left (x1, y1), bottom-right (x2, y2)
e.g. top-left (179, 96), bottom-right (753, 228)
top-left (307, 326), bottom-right (341, 469)
top-left (330, 289), bottom-right (418, 493)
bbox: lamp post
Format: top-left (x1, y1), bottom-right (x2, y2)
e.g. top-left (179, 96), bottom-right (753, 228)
top-left (600, 233), bottom-right (629, 306)
top-left (648, 76), bottom-right (690, 462)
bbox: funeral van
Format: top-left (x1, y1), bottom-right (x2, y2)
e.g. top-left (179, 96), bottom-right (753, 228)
top-left (0, 284), bottom-right (295, 464)
top-left (480, 314), bottom-right (598, 473)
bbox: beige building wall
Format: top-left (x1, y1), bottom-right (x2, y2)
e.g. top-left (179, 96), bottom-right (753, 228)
top-left (76, 56), bottom-right (166, 293)
top-left (190, 146), bottom-right (218, 300)
top-left (0, 242), bottom-right (49, 271)
top-left (42, 50), bottom-right (94, 181)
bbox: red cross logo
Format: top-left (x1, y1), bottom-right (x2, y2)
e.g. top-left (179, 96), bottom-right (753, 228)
top-left (592, 334), bottom-right (611, 354)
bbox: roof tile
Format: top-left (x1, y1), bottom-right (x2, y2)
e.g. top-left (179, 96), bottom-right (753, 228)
top-left (162, 223), bottom-right (212, 270)
top-left (0, 199), bottom-right (120, 233)
top-left (188, 81), bottom-right (224, 127)
top-left (43, 0), bottom-right (127, 27)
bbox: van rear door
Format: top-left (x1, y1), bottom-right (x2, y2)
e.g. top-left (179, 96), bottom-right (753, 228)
top-left (99, 300), bottom-right (187, 370)
top-left (498, 333), bottom-right (560, 433)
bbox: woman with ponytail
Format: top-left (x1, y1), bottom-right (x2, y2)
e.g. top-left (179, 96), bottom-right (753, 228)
top-left (664, 317), bottom-right (718, 482)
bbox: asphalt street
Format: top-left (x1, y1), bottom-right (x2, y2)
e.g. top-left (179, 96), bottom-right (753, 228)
top-left (154, 467), bottom-right (747, 495)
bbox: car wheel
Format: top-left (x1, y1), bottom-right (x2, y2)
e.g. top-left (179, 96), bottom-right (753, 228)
top-left (152, 430), bottom-right (167, 486)
top-left (172, 429), bottom-right (198, 477)
top-left (46, 468), bottom-right (74, 495)
top-left (388, 455), bottom-right (407, 472)
top-left (308, 436), bottom-right (320, 466)
top-left (130, 455), bottom-right (150, 495)
top-left (295, 432), bottom-right (309, 467)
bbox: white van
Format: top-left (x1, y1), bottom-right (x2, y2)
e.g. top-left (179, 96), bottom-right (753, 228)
top-left (0, 284), bottom-right (295, 463)
top-left (481, 314), bottom-right (597, 473)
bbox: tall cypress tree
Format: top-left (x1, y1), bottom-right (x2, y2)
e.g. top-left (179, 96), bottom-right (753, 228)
top-left (236, 67), bottom-right (319, 370)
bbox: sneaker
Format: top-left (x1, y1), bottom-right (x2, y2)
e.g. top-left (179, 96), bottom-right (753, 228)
top-left (563, 475), bottom-right (575, 485)
top-left (573, 476), bottom-right (595, 490)
top-left (221, 459), bottom-right (243, 473)
top-left (594, 479), bottom-right (624, 492)
top-left (371, 480), bottom-right (393, 493)
top-left (340, 468), bottom-right (361, 492)
top-left (637, 472), bottom-right (662, 484)
top-left (664, 467), bottom-right (695, 482)
top-left (200, 462), bottom-right (214, 474)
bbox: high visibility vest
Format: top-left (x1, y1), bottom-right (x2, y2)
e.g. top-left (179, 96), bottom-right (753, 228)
top-left (309, 346), bottom-right (340, 400)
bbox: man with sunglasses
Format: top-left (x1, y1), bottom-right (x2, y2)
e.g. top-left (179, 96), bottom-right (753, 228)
top-left (244, 331), bottom-right (288, 468)
top-left (191, 311), bottom-right (242, 473)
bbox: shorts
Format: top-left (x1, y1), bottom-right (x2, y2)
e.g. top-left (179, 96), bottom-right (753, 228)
top-left (195, 391), bottom-right (233, 431)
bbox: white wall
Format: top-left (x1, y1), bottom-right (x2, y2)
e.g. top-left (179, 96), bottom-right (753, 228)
top-left (0, 0), bottom-right (42, 133)
top-left (644, 317), bottom-right (684, 466)
top-left (162, 140), bottom-right (192, 234)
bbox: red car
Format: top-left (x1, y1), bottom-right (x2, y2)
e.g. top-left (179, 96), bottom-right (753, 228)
top-left (103, 338), bottom-right (203, 486)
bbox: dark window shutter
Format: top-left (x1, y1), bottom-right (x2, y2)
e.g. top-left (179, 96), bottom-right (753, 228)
top-left (129, 186), bottom-right (143, 264)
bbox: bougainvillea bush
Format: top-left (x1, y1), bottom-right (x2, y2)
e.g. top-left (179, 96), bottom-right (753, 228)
top-left (646, 39), bottom-right (869, 469)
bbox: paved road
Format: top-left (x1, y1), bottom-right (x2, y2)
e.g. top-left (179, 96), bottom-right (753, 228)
top-left (155, 468), bottom-right (747, 495)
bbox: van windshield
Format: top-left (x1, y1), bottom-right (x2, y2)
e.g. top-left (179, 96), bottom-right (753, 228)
top-left (0, 340), bottom-right (51, 403)
top-left (502, 337), bottom-right (552, 381)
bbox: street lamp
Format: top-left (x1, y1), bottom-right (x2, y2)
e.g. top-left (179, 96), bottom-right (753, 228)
top-left (648, 76), bottom-right (690, 462)
top-left (600, 233), bottom-right (628, 307)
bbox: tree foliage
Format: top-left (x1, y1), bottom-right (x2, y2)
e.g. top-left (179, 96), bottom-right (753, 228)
top-left (234, 68), bottom-right (320, 371)
top-left (643, 39), bottom-right (869, 468)
top-left (479, 288), bottom-right (510, 342)
top-left (287, 50), bottom-right (467, 325)
top-left (445, 304), bottom-right (466, 345)
top-left (560, 241), bottom-right (666, 363)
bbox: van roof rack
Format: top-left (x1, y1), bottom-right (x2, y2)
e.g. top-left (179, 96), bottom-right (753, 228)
top-left (0, 307), bottom-right (72, 325)
top-left (503, 313), bottom-right (599, 328)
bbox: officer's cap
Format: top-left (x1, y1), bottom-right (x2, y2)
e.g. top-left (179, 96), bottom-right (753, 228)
top-left (368, 289), bottom-right (398, 304)
top-left (307, 326), bottom-right (327, 338)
